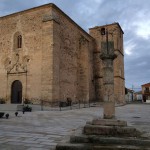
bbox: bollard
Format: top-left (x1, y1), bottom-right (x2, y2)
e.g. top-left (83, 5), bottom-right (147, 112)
top-left (79, 100), bottom-right (80, 109)
top-left (84, 100), bottom-right (86, 108)
top-left (41, 100), bottom-right (43, 111)
top-left (15, 112), bottom-right (18, 116)
top-left (70, 103), bottom-right (72, 110)
top-left (59, 101), bottom-right (62, 111)
top-left (5, 113), bottom-right (9, 119)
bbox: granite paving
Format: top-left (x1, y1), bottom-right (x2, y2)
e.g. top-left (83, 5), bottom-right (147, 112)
top-left (0, 103), bottom-right (150, 150)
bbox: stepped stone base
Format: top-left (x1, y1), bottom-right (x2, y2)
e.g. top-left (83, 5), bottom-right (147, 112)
top-left (89, 118), bottom-right (127, 126)
top-left (56, 119), bottom-right (150, 150)
top-left (85, 119), bottom-right (141, 137)
top-left (70, 135), bottom-right (150, 147)
top-left (57, 143), bottom-right (150, 150)
top-left (84, 124), bottom-right (141, 137)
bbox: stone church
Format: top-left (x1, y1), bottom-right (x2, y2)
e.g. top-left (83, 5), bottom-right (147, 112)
top-left (0, 3), bottom-right (125, 104)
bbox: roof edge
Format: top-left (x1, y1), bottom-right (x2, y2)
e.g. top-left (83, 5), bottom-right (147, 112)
top-left (51, 4), bottom-right (93, 39)
top-left (0, 3), bottom-right (93, 40)
top-left (0, 3), bottom-right (54, 19)
top-left (89, 22), bottom-right (124, 34)
top-left (141, 82), bottom-right (150, 86)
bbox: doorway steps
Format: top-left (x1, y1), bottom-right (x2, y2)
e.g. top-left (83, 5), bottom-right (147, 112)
top-left (0, 104), bottom-right (19, 111)
top-left (0, 104), bottom-right (41, 111)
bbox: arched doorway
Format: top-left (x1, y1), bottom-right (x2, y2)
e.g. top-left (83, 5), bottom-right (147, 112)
top-left (11, 80), bottom-right (22, 104)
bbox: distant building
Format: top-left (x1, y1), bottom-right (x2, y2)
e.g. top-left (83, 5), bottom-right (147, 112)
top-left (134, 91), bottom-right (142, 101)
top-left (141, 83), bottom-right (150, 102)
top-left (125, 88), bottom-right (134, 102)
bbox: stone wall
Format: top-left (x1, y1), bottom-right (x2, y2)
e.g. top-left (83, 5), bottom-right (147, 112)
top-left (51, 6), bottom-right (95, 102)
top-left (0, 4), bottom-right (95, 103)
top-left (0, 4), bottom-right (124, 104)
top-left (0, 5), bottom-right (54, 103)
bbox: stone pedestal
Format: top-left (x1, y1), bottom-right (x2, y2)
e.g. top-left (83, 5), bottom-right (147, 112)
top-left (103, 101), bottom-right (115, 119)
top-left (91, 118), bottom-right (127, 126)
top-left (56, 119), bottom-right (150, 150)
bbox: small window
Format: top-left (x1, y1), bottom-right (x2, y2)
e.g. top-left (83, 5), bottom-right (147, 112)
top-left (145, 87), bottom-right (149, 92)
top-left (14, 32), bottom-right (22, 50)
top-left (17, 35), bottom-right (22, 48)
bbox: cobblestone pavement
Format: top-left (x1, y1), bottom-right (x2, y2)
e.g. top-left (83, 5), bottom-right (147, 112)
top-left (0, 104), bottom-right (150, 150)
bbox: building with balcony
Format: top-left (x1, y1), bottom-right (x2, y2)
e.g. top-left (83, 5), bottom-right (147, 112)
top-left (142, 83), bottom-right (150, 102)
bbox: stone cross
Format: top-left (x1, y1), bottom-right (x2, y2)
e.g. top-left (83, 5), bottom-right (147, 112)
top-left (100, 37), bottom-right (117, 119)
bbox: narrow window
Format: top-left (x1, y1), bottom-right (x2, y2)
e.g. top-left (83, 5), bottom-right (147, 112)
top-left (145, 87), bottom-right (149, 92)
top-left (17, 35), bottom-right (22, 48)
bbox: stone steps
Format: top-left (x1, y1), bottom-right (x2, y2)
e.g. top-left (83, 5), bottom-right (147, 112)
top-left (0, 104), bottom-right (42, 111)
top-left (70, 135), bottom-right (150, 147)
top-left (88, 119), bottom-right (127, 127)
top-left (84, 124), bottom-right (141, 137)
top-left (56, 143), bottom-right (150, 150)
top-left (56, 119), bottom-right (150, 150)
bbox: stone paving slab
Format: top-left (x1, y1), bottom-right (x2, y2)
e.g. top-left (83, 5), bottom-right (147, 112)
top-left (0, 104), bottom-right (150, 149)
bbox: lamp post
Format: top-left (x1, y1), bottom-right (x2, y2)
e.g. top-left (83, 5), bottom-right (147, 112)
top-left (100, 27), bottom-right (117, 119)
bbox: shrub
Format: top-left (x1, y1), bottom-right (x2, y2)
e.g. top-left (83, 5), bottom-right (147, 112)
top-left (0, 112), bottom-right (5, 118)
top-left (0, 98), bottom-right (6, 104)
top-left (23, 105), bottom-right (32, 112)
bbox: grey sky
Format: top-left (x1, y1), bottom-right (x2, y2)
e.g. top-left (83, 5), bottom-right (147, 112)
top-left (0, 0), bottom-right (150, 90)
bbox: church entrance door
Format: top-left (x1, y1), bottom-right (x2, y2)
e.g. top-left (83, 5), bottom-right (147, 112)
top-left (11, 80), bottom-right (22, 104)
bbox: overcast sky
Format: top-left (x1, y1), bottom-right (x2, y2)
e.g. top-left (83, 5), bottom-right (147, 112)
top-left (0, 0), bottom-right (150, 91)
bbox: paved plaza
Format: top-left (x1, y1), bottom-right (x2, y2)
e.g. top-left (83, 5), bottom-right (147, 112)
top-left (0, 104), bottom-right (150, 150)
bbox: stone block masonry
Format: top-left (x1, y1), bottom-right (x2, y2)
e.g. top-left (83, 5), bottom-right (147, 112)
top-left (0, 3), bottom-right (125, 104)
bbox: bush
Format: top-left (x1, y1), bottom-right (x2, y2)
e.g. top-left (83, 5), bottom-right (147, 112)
top-left (0, 98), bottom-right (6, 104)
top-left (23, 105), bottom-right (32, 112)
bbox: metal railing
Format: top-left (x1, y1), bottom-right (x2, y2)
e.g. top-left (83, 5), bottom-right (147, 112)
top-left (40, 100), bottom-right (98, 111)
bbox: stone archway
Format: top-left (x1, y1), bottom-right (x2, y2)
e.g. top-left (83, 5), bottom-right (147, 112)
top-left (11, 80), bottom-right (22, 104)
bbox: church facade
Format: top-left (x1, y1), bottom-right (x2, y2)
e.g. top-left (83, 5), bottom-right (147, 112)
top-left (0, 3), bottom-right (125, 104)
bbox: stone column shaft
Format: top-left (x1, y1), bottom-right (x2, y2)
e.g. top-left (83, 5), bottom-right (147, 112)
top-left (100, 44), bottom-right (117, 119)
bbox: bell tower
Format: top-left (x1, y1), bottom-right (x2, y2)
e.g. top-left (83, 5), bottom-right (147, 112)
top-left (89, 23), bottom-right (125, 104)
